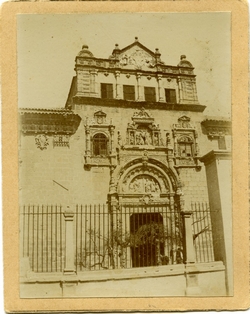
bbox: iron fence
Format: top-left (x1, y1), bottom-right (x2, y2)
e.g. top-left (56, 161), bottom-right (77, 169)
top-left (20, 205), bottom-right (65, 272)
top-left (191, 202), bottom-right (214, 263)
top-left (75, 204), bottom-right (111, 271)
top-left (20, 202), bottom-right (215, 273)
top-left (74, 203), bottom-right (183, 271)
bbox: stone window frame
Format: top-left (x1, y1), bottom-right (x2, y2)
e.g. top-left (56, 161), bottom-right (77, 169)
top-left (123, 84), bottom-right (136, 101)
top-left (91, 132), bottom-right (109, 157)
top-left (165, 88), bottom-right (177, 104)
top-left (144, 86), bottom-right (156, 102)
top-left (100, 83), bottom-right (114, 99)
top-left (84, 110), bottom-right (116, 169)
top-left (177, 135), bottom-right (194, 158)
top-left (172, 116), bottom-right (200, 168)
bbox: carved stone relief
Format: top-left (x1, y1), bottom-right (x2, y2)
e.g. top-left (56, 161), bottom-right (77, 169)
top-left (119, 48), bottom-right (155, 70)
top-left (125, 108), bottom-right (164, 148)
top-left (121, 166), bottom-right (170, 194)
top-left (172, 116), bottom-right (199, 168)
top-left (129, 175), bottom-right (161, 194)
top-left (35, 134), bottom-right (49, 150)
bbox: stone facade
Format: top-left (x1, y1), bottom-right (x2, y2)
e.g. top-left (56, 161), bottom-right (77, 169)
top-left (18, 37), bottom-right (232, 297)
top-left (19, 38), bottom-right (231, 209)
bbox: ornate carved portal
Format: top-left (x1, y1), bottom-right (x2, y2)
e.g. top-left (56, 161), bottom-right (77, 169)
top-left (109, 161), bottom-right (183, 269)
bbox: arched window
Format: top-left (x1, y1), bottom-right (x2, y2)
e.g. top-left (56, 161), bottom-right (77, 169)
top-left (178, 136), bottom-right (193, 157)
top-left (92, 133), bottom-right (108, 156)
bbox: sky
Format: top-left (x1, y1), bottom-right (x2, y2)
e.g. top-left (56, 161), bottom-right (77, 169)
top-left (17, 13), bottom-right (231, 117)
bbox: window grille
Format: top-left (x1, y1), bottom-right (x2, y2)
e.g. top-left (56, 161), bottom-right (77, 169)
top-left (101, 83), bottom-right (113, 99)
top-left (123, 85), bottom-right (135, 101)
top-left (92, 133), bottom-right (108, 156)
top-left (178, 137), bottom-right (193, 157)
top-left (144, 87), bottom-right (156, 102)
top-left (165, 89), bottom-right (177, 103)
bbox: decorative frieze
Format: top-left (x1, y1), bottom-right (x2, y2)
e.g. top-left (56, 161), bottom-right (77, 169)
top-left (201, 119), bottom-right (231, 139)
top-left (20, 109), bottom-right (81, 135)
top-left (53, 135), bottom-right (70, 148)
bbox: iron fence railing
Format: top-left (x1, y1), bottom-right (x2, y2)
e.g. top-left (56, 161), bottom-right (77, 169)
top-left (20, 205), bottom-right (65, 272)
top-left (74, 204), bottom-right (183, 271)
top-left (191, 202), bottom-right (214, 263)
top-left (20, 202), bottom-right (215, 273)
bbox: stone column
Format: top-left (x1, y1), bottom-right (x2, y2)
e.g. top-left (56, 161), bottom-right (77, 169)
top-left (84, 121), bottom-right (91, 164)
top-left (136, 73), bottom-right (143, 101)
top-left (157, 74), bottom-right (164, 102)
top-left (177, 77), bottom-right (183, 103)
top-left (115, 71), bottom-right (122, 99)
top-left (181, 210), bottom-right (196, 264)
top-left (109, 125), bottom-right (115, 155)
top-left (200, 150), bottom-right (232, 295)
top-left (64, 206), bottom-right (76, 274)
top-left (172, 130), bottom-right (178, 157)
top-left (181, 210), bottom-right (201, 296)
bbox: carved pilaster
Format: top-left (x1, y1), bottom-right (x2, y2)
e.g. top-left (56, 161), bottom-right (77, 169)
top-left (84, 121), bottom-right (91, 164)
top-left (177, 77), bottom-right (183, 103)
top-left (136, 72), bottom-right (143, 101)
top-left (115, 71), bottom-right (122, 99)
top-left (109, 125), bottom-right (116, 155)
top-left (90, 70), bottom-right (98, 95)
top-left (157, 74), bottom-right (164, 102)
top-left (109, 165), bottom-right (117, 194)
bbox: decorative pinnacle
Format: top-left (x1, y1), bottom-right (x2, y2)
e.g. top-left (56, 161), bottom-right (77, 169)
top-left (181, 55), bottom-right (186, 60)
top-left (135, 37), bottom-right (139, 42)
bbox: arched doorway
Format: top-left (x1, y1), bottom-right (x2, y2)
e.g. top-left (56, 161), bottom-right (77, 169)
top-left (130, 212), bottom-right (164, 267)
top-left (110, 160), bottom-right (184, 269)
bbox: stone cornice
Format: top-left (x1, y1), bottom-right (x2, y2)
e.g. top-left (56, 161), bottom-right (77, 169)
top-left (201, 118), bottom-right (231, 138)
top-left (71, 96), bottom-right (206, 113)
top-left (19, 109), bottom-right (81, 135)
top-left (201, 119), bottom-right (231, 128)
top-left (75, 56), bottom-right (195, 77)
top-left (199, 150), bottom-right (231, 165)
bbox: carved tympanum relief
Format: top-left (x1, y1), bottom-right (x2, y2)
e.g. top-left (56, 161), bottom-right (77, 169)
top-left (120, 48), bottom-right (155, 70)
top-left (129, 175), bottom-right (161, 194)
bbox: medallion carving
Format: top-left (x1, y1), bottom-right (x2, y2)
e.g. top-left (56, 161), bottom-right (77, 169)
top-left (35, 134), bottom-right (49, 150)
top-left (120, 49), bottom-right (155, 70)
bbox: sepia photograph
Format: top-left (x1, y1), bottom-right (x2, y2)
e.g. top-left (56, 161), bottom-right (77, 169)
top-left (1, 1), bottom-right (248, 312)
top-left (17, 12), bottom-right (232, 298)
